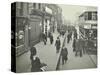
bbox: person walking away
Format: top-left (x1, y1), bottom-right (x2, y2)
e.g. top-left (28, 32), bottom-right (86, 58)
top-left (49, 33), bottom-right (54, 44)
top-left (74, 29), bottom-right (77, 39)
top-left (75, 39), bottom-right (82, 57)
top-left (67, 33), bottom-right (70, 43)
top-left (80, 38), bottom-right (86, 54)
top-left (55, 37), bottom-right (61, 53)
top-left (73, 38), bottom-right (76, 52)
top-left (70, 31), bottom-right (72, 40)
top-left (61, 46), bottom-right (68, 65)
top-left (30, 47), bottom-right (47, 72)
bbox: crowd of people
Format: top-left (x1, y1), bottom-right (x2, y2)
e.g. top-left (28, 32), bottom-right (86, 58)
top-left (29, 26), bottom-right (92, 71)
top-left (30, 31), bottom-right (63, 72)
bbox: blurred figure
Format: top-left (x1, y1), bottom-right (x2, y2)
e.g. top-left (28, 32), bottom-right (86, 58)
top-left (70, 31), bottom-right (72, 40)
top-left (30, 47), bottom-right (41, 72)
top-left (49, 33), bottom-right (54, 44)
top-left (61, 46), bottom-right (68, 65)
top-left (55, 37), bottom-right (61, 53)
top-left (80, 38), bottom-right (86, 54)
top-left (67, 32), bottom-right (71, 43)
top-left (67, 33), bottom-right (70, 43)
top-left (73, 38), bottom-right (76, 52)
top-left (75, 39), bottom-right (82, 57)
top-left (74, 29), bottom-right (77, 39)
top-left (30, 47), bottom-right (47, 72)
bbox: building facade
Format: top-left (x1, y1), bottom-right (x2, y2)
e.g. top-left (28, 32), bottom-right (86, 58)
top-left (46, 4), bottom-right (62, 33)
top-left (15, 2), bottom-right (29, 56)
top-left (13, 2), bottom-right (62, 56)
top-left (15, 2), bottom-right (45, 56)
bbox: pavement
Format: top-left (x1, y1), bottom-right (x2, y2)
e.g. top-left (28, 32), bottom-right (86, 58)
top-left (59, 33), bottom-right (97, 70)
top-left (16, 31), bottom-right (65, 73)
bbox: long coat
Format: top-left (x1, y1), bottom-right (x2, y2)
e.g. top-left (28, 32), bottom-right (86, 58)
top-left (55, 39), bottom-right (61, 50)
top-left (74, 31), bottom-right (77, 39)
top-left (75, 39), bottom-right (84, 51)
top-left (31, 57), bottom-right (42, 72)
top-left (50, 35), bottom-right (53, 43)
top-left (61, 48), bottom-right (68, 60)
top-left (75, 40), bottom-right (81, 51)
top-left (73, 38), bottom-right (76, 51)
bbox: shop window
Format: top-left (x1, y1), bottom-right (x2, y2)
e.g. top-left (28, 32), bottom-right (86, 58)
top-left (16, 19), bottom-right (25, 47)
top-left (84, 12), bottom-right (88, 20)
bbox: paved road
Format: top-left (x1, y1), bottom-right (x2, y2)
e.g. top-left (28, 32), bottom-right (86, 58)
top-left (59, 34), bottom-right (97, 70)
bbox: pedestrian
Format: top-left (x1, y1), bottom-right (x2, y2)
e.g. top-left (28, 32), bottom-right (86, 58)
top-left (73, 38), bottom-right (76, 52)
top-left (70, 31), bottom-right (72, 40)
top-left (55, 37), bottom-right (61, 53)
top-left (67, 33), bottom-right (70, 43)
top-left (61, 46), bottom-right (68, 65)
top-left (42, 33), bottom-right (47, 45)
top-left (49, 33), bottom-right (54, 44)
top-left (30, 47), bottom-right (42, 72)
top-left (80, 38), bottom-right (86, 54)
top-left (30, 46), bottom-right (47, 72)
top-left (74, 30), bottom-right (77, 39)
top-left (75, 39), bottom-right (82, 57)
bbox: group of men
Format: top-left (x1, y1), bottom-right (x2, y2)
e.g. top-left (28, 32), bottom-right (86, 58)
top-left (72, 29), bottom-right (87, 57)
top-left (42, 32), bottom-right (54, 45)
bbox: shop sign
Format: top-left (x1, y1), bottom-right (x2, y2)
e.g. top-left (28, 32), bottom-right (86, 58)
top-left (91, 26), bottom-right (97, 29)
top-left (84, 24), bottom-right (91, 29)
top-left (45, 7), bottom-right (52, 14)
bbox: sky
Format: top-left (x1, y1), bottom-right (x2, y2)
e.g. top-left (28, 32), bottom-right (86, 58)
top-left (58, 4), bottom-right (96, 24)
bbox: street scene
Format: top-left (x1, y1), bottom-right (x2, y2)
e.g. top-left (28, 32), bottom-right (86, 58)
top-left (11, 2), bottom-right (97, 73)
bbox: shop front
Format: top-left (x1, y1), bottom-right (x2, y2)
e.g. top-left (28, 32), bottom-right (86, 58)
top-left (29, 9), bottom-right (43, 47)
top-left (16, 17), bottom-right (29, 56)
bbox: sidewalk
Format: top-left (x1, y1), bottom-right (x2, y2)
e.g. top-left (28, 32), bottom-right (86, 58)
top-left (16, 32), bottom-right (65, 72)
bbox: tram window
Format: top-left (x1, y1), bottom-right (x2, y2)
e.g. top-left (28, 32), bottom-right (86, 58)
top-left (88, 12), bottom-right (92, 20)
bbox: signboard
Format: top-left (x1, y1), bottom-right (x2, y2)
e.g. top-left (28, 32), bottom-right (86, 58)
top-left (45, 7), bottom-right (52, 14)
top-left (84, 24), bottom-right (91, 29)
top-left (91, 26), bottom-right (97, 29)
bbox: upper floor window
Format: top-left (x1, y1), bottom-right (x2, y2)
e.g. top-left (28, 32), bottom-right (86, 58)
top-left (16, 2), bottom-right (23, 16)
top-left (39, 3), bottom-right (41, 9)
top-left (84, 12), bottom-right (88, 20)
top-left (92, 12), bottom-right (97, 20)
top-left (28, 3), bottom-right (33, 14)
top-left (33, 3), bottom-right (36, 9)
top-left (88, 12), bottom-right (92, 20)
